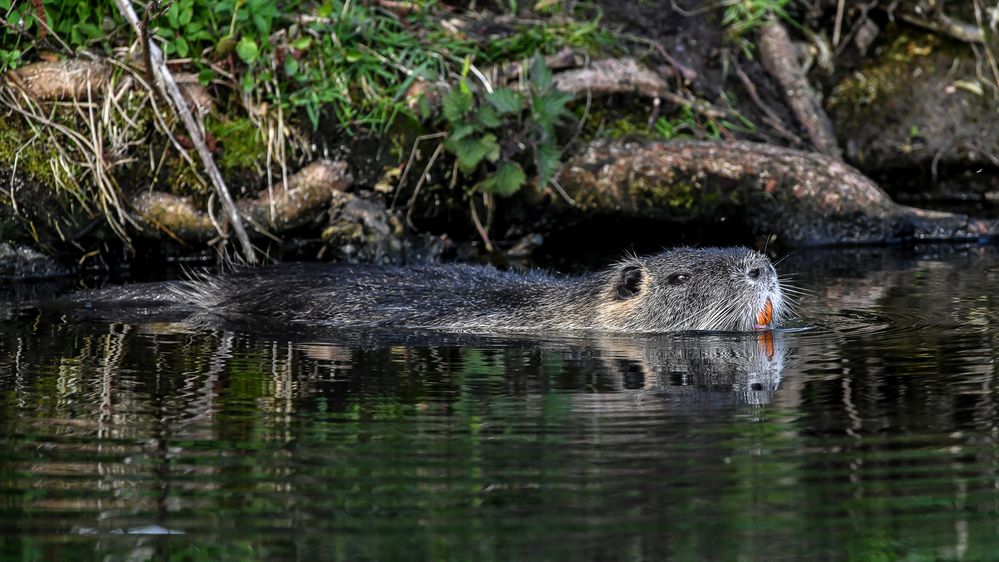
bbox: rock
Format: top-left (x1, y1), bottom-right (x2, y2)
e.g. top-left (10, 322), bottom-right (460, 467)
top-left (323, 192), bottom-right (446, 264)
top-left (0, 242), bottom-right (68, 279)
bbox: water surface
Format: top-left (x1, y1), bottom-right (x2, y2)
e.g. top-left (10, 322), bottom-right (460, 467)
top-left (1, 245), bottom-right (998, 560)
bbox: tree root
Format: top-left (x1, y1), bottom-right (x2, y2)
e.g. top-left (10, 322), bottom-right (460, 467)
top-left (133, 160), bottom-right (353, 244)
top-left (757, 20), bottom-right (842, 159)
top-left (557, 140), bottom-right (994, 246)
top-left (552, 57), bottom-right (667, 99)
top-left (4, 59), bottom-right (110, 100)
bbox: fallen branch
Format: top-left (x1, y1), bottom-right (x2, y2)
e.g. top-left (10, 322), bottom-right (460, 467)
top-left (113, 0), bottom-right (257, 263)
top-left (132, 160), bottom-right (353, 243)
top-left (757, 20), bottom-right (842, 159)
top-left (897, 12), bottom-right (985, 44)
top-left (558, 140), bottom-right (994, 246)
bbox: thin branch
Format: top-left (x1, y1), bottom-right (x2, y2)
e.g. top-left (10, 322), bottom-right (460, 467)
top-left (112, 0), bottom-right (257, 264)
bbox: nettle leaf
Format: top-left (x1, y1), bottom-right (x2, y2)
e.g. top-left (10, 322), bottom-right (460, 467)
top-left (481, 161), bottom-right (526, 197)
top-left (529, 53), bottom-right (553, 92)
top-left (442, 89), bottom-right (473, 123)
top-left (448, 123), bottom-right (476, 142)
top-left (475, 104), bottom-right (501, 128)
top-left (236, 37), bottom-right (259, 63)
top-left (536, 142), bottom-right (560, 187)
top-left (486, 88), bottom-right (522, 115)
top-left (533, 90), bottom-right (573, 128)
top-left (446, 134), bottom-right (499, 173)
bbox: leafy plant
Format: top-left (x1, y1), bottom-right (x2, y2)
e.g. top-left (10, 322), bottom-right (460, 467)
top-left (441, 54), bottom-right (573, 197)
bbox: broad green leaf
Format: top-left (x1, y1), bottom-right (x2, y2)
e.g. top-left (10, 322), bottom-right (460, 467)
top-left (292, 37), bottom-right (312, 50)
top-left (175, 37), bottom-right (189, 57)
top-left (441, 89), bottom-right (473, 123)
top-left (448, 123), bottom-right (476, 142)
top-left (481, 161), bottom-right (526, 197)
top-left (167, 4), bottom-right (180, 27)
top-left (446, 134), bottom-right (499, 173)
top-left (529, 53), bottom-right (552, 91)
top-left (179, 6), bottom-right (193, 26)
top-left (236, 37), bottom-right (259, 63)
top-left (536, 142), bottom-right (560, 187)
top-left (486, 88), bottom-right (522, 115)
top-left (475, 104), bottom-right (501, 128)
top-left (533, 90), bottom-right (573, 128)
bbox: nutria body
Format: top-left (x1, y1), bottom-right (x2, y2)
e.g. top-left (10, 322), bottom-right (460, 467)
top-left (101, 246), bottom-right (781, 333)
top-left (60, 247), bottom-right (786, 332)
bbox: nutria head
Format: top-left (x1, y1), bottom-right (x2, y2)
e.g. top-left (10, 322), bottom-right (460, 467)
top-left (594, 247), bottom-right (788, 332)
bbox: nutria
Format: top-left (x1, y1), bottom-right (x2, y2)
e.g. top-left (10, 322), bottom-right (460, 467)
top-left (104, 246), bottom-right (781, 333)
top-left (57, 246), bottom-right (787, 332)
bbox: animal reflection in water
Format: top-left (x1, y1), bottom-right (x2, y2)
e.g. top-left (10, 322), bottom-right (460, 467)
top-left (567, 331), bottom-right (786, 408)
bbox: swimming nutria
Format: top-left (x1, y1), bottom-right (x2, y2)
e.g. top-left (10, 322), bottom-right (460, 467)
top-left (118, 246), bottom-right (783, 332)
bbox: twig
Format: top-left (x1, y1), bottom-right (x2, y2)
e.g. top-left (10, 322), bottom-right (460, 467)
top-left (732, 60), bottom-right (804, 146)
top-left (832, 0), bottom-right (846, 46)
top-left (113, 0), bottom-right (257, 264)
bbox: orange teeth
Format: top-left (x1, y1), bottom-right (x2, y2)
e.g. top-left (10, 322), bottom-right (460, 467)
top-left (756, 298), bottom-right (773, 327)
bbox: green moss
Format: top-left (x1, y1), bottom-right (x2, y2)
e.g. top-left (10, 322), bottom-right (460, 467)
top-left (828, 34), bottom-right (939, 110)
top-left (207, 117), bottom-right (267, 175)
top-left (628, 178), bottom-right (698, 210)
top-left (0, 121), bottom-right (72, 185)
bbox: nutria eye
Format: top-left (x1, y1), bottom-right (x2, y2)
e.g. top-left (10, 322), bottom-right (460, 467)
top-left (748, 267), bottom-right (762, 279)
top-left (667, 273), bottom-right (690, 286)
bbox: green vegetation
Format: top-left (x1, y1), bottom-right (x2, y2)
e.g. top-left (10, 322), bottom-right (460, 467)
top-left (441, 55), bottom-right (572, 197)
top-left (0, 0), bottom-right (618, 250)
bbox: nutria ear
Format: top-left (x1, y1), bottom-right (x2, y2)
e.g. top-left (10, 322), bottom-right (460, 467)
top-left (615, 265), bottom-right (644, 299)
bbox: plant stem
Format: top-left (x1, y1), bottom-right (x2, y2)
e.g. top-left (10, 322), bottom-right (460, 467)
top-left (113, 0), bottom-right (258, 264)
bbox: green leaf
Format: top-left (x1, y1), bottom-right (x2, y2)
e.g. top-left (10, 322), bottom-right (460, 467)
top-left (284, 57), bottom-right (299, 76)
top-left (475, 104), bottom-right (501, 128)
top-left (448, 123), bottom-right (476, 142)
top-left (532, 90), bottom-right (573, 128)
top-left (179, 6), bottom-right (193, 26)
top-left (292, 37), bottom-right (312, 50)
top-left (446, 134), bottom-right (499, 173)
top-left (529, 53), bottom-right (552, 92)
top-left (486, 88), bottom-right (522, 115)
top-left (236, 36), bottom-right (259, 63)
top-left (536, 142), bottom-right (560, 187)
top-left (167, 4), bottom-right (180, 27)
top-left (442, 89), bottom-right (473, 123)
top-left (481, 161), bottom-right (526, 197)
top-left (175, 37), bottom-right (189, 57)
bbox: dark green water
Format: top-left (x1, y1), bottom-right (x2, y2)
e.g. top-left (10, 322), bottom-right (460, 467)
top-left (1, 245), bottom-right (998, 561)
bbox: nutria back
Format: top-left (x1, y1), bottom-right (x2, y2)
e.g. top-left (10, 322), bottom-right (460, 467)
top-left (165, 246), bottom-right (787, 332)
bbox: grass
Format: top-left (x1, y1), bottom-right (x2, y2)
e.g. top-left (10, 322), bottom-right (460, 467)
top-left (0, 0), bottom-right (617, 252)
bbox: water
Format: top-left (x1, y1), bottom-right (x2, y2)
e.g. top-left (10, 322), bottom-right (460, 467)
top-left (1, 245), bottom-right (998, 561)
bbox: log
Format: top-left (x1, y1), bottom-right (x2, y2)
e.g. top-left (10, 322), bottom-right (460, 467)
top-left (558, 140), bottom-right (994, 246)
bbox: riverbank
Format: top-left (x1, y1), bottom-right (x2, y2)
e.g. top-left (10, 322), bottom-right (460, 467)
top-left (0, 1), bottom-right (997, 277)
